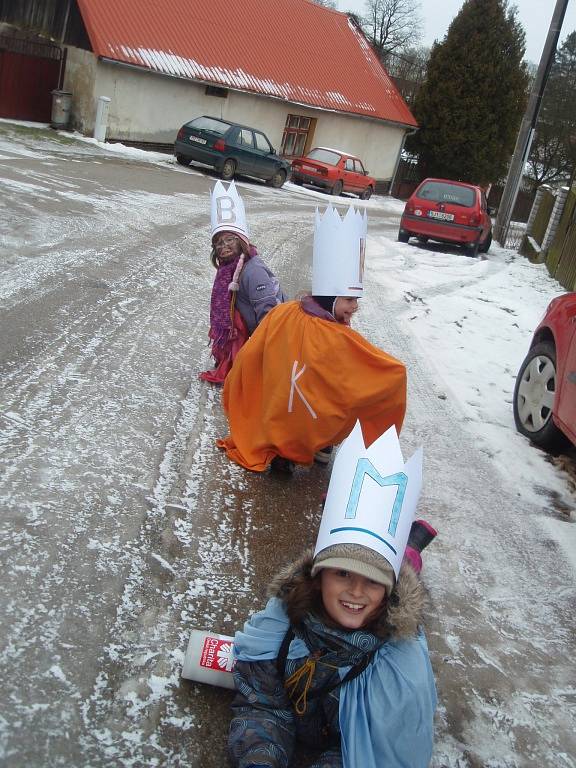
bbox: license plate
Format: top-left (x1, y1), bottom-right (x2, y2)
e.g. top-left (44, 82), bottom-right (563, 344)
top-left (302, 164), bottom-right (318, 172)
top-left (428, 210), bottom-right (454, 221)
top-left (189, 136), bottom-right (207, 144)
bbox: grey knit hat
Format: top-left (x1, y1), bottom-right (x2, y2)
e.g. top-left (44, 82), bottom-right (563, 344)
top-left (311, 543), bottom-right (395, 593)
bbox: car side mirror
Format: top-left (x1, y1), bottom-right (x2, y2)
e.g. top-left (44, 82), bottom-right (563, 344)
top-left (364, 170), bottom-right (369, 175)
top-left (487, 206), bottom-right (495, 216)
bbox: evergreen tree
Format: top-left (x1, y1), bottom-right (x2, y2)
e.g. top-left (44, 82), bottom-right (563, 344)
top-left (407, 0), bottom-right (528, 186)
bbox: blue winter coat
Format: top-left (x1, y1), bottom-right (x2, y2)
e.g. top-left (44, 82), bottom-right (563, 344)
top-left (228, 552), bottom-right (437, 768)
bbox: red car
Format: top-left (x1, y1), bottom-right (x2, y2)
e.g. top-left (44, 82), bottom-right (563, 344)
top-left (513, 293), bottom-right (576, 449)
top-left (398, 178), bottom-right (493, 255)
top-left (291, 147), bottom-right (375, 199)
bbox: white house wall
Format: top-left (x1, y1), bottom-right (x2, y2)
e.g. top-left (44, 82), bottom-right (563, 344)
top-left (63, 47), bottom-right (99, 132)
top-left (63, 49), bottom-right (406, 180)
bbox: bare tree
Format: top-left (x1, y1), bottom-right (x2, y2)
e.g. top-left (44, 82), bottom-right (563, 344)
top-left (380, 45), bottom-right (430, 104)
top-left (360, 0), bottom-right (423, 57)
top-left (311, 0), bottom-right (337, 9)
top-left (526, 31), bottom-right (576, 188)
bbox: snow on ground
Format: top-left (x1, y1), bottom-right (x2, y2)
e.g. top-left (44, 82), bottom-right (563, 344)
top-left (369, 236), bottom-right (574, 516)
top-left (1, 120), bottom-right (575, 766)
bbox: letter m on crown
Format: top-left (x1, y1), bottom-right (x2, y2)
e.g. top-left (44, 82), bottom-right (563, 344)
top-left (345, 458), bottom-right (408, 536)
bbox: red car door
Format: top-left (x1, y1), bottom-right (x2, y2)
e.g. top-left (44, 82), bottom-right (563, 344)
top-left (480, 192), bottom-right (491, 240)
top-left (556, 320), bottom-right (576, 440)
top-left (354, 159), bottom-right (370, 194)
top-left (342, 157), bottom-right (356, 191)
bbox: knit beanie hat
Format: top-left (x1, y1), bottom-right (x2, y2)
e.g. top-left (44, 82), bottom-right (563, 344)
top-left (311, 543), bottom-right (395, 593)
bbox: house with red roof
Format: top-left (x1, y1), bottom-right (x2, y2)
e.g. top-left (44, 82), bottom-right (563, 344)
top-left (1, 0), bottom-right (417, 186)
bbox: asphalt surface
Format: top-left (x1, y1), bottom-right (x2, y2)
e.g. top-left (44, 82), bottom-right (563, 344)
top-left (1, 124), bottom-right (575, 768)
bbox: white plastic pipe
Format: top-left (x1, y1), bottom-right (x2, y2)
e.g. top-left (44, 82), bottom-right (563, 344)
top-left (94, 96), bottom-right (111, 143)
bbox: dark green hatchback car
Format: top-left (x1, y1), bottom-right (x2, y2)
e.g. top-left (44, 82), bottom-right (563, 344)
top-left (174, 116), bottom-right (290, 188)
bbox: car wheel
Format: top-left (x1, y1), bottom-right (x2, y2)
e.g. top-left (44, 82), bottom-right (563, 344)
top-left (267, 169), bottom-right (287, 188)
top-left (221, 159), bottom-right (236, 181)
top-left (398, 229), bottom-right (410, 243)
top-left (513, 340), bottom-right (566, 449)
top-left (332, 180), bottom-right (344, 196)
top-left (479, 231), bottom-right (492, 253)
top-left (360, 186), bottom-right (373, 200)
top-left (176, 154), bottom-right (191, 167)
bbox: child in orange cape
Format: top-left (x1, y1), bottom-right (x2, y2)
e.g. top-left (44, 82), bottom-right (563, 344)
top-left (217, 206), bottom-right (406, 472)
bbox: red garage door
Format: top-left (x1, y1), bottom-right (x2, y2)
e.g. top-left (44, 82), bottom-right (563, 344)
top-left (0, 37), bottom-right (64, 122)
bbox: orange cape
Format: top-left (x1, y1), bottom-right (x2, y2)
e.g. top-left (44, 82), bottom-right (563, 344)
top-left (217, 301), bottom-right (406, 471)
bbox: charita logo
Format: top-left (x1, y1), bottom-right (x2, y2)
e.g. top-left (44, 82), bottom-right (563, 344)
top-left (200, 636), bottom-right (235, 672)
top-left (216, 642), bottom-right (235, 672)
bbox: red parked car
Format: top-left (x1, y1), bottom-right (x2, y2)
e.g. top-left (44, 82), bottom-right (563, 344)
top-left (513, 293), bottom-right (576, 450)
top-left (291, 147), bottom-right (375, 199)
top-left (398, 178), bottom-right (493, 255)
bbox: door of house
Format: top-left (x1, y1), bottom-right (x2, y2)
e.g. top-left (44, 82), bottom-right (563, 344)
top-left (280, 115), bottom-right (316, 158)
top-left (0, 36), bottom-right (64, 122)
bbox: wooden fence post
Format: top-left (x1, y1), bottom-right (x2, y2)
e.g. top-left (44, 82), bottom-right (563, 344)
top-left (546, 186), bottom-right (576, 289)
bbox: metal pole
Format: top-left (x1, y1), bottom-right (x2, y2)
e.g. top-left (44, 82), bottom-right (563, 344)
top-left (60, 0), bottom-right (72, 43)
top-left (493, 0), bottom-right (569, 246)
top-left (57, 0), bottom-right (72, 91)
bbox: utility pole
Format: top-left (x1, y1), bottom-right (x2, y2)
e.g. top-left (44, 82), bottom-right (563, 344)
top-left (493, 0), bottom-right (569, 246)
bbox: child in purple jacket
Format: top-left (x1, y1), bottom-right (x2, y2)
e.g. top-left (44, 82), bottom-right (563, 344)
top-left (200, 180), bottom-right (285, 384)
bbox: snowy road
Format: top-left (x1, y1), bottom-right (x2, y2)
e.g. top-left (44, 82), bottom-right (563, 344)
top-left (1, 122), bottom-right (575, 767)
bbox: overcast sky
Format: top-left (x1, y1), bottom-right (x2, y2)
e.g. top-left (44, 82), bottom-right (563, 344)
top-left (341, 0), bottom-right (576, 64)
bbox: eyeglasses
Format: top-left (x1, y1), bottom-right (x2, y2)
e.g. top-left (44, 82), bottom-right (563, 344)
top-left (214, 236), bottom-right (240, 251)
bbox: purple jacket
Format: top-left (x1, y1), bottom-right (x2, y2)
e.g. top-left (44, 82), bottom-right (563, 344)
top-left (236, 256), bottom-right (286, 334)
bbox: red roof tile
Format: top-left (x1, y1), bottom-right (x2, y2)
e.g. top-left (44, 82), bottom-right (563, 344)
top-left (76, 0), bottom-right (417, 128)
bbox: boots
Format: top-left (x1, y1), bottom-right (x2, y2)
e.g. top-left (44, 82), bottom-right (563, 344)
top-left (403, 519), bottom-right (437, 574)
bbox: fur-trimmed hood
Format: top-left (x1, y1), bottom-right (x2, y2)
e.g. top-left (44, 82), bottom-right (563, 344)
top-left (268, 549), bottom-right (426, 642)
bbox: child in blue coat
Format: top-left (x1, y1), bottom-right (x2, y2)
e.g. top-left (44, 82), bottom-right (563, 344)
top-left (228, 423), bottom-right (437, 767)
top-left (229, 536), bottom-right (436, 768)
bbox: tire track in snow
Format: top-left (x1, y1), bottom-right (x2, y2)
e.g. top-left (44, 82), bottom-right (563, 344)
top-left (73, 203), bottom-right (320, 766)
top-left (0, 184), bottom-right (215, 764)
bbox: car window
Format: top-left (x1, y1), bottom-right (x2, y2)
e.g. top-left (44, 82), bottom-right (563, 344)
top-left (417, 181), bottom-right (476, 207)
top-left (307, 148), bottom-right (341, 166)
top-left (354, 159), bottom-right (365, 174)
top-left (189, 116), bottom-right (229, 135)
top-left (345, 158), bottom-right (354, 171)
top-left (238, 129), bottom-right (255, 147)
top-left (254, 132), bottom-right (272, 153)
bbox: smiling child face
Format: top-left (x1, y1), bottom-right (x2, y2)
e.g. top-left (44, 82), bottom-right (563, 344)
top-left (320, 567), bottom-right (387, 630)
top-left (333, 296), bottom-right (358, 325)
